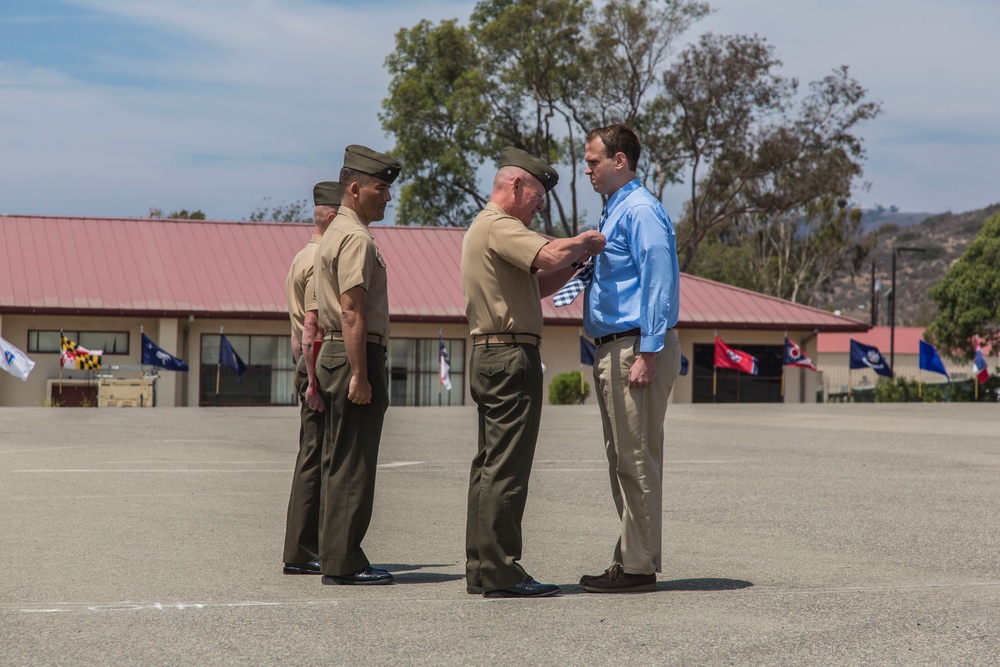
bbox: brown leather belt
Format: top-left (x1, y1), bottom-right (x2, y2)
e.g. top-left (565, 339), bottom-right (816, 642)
top-left (325, 331), bottom-right (388, 347)
top-left (594, 328), bottom-right (641, 347)
top-left (472, 333), bottom-right (541, 347)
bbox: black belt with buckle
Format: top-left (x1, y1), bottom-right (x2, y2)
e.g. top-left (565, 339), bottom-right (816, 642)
top-left (594, 328), bottom-right (641, 347)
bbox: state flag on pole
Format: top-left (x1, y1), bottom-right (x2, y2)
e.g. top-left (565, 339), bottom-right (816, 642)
top-left (849, 339), bottom-right (892, 378)
top-left (218, 335), bottom-right (247, 381)
top-left (784, 337), bottom-right (817, 371)
top-left (714, 336), bottom-right (758, 375)
top-left (438, 333), bottom-right (452, 391)
top-left (918, 340), bottom-right (949, 378)
top-left (0, 335), bottom-right (36, 381)
top-left (141, 333), bottom-right (189, 371)
top-left (973, 345), bottom-right (989, 384)
top-left (60, 335), bottom-right (102, 370)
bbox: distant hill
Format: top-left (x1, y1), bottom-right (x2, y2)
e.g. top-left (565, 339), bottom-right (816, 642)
top-left (859, 206), bottom-right (934, 233)
top-left (824, 203), bottom-right (1000, 327)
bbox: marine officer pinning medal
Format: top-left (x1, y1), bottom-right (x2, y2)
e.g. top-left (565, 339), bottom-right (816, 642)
top-left (281, 180), bottom-right (341, 576)
top-left (312, 145), bottom-right (399, 585)
top-left (462, 147), bottom-right (606, 598)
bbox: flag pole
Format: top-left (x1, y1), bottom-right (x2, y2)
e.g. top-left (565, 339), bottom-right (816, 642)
top-left (216, 326), bottom-right (223, 395)
top-left (579, 327), bottom-right (585, 396)
top-left (59, 328), bottom-right (64, 395)
top-left (712, 330), bottom-right (718, 402)
top-left (438, 329), bottom-right (443, 407)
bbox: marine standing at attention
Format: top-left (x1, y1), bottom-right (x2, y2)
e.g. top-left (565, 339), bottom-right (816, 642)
top-left (313, 145), bottom-right (400, 586)
top-left (281, 180), bottom-right (341, 576)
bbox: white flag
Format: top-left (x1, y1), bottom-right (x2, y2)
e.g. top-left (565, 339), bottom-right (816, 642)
top-left (0, 336), bottom-right (36, 381)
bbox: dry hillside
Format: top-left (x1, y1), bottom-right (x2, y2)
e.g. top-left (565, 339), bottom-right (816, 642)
top-left (824, 204), bottom-right (1000, 327)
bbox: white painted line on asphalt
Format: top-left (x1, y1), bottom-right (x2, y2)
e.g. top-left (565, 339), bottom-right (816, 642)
top-left (7, 600), bottom-right (341, 615)
top-left (378, 461), bottom-right (425, 468)
top-left (11, 469), bottom-right (292, 473)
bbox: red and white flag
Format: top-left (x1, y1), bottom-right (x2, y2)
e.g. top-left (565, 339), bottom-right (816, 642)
top-left (714, 336), bottom-right (758, 375)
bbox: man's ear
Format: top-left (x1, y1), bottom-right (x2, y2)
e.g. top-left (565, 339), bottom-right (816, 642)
top-left (347, 180), bottom-right (361, 198)
top-left (615, 152), bottom-right (628, 170)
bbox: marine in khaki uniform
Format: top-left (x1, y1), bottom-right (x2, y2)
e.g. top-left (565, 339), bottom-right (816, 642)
top-left (313, 145), bottom-right (399, 585)
top-left (281, 181), bottom-right (340, 575)
top-left (462, 147), bottom-right (606, 598)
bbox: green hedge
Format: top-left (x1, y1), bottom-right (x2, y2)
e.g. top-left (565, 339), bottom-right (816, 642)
top-left (549, 371), bottom-right (591, 405)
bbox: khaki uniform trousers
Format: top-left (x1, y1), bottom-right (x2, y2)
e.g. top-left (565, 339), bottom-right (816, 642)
top-left (314, 339), bottom-right (388, 576)
top-left (282, 354), bottom-right (326, 563)
top-left (593, 329), bottom-right (680, 575)
top-left (465, 343), bottom-right (543, 591)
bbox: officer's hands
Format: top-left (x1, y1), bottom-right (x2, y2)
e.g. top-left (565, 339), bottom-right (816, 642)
top-left (305, 383), bottom-right (325, 412)
top-left (348, 374), bottom-right (372, 405)
top-left (583, 230), bottom-right (606, 255)
top-left (628, 353), bottom-right (656, 388)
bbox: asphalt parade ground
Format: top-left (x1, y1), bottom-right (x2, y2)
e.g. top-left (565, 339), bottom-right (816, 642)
top-left (2, 403), bottom-right (998, 666)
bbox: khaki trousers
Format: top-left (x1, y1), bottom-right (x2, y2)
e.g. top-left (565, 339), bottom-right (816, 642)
top-left (593, 330), bottom-right (680, 575)
top-left (315, 340), bottom-right (388, 576)
top-left (465, 343), bottom-right (543, 591)
top-left (282, 355), bottom-right (325, 563)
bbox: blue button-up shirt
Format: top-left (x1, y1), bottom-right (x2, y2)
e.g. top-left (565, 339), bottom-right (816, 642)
top-left (583, 178), bottom-right (680, 353)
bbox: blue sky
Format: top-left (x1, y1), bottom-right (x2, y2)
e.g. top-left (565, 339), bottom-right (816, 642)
top-left (1, 0), bottom-right (997, 222)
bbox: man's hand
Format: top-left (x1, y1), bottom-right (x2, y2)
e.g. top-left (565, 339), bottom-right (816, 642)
top-left (582, 230), bottom-right (606, 256)
top-left (348, 374), bottom-right (372, 405)
top-left (628, 352), bottom-right (657, 388)
top-left (305, 383), bottom-right (325, 412)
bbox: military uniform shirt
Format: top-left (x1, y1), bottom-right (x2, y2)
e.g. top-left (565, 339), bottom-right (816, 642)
top-left (313, 207), bottom-right (390, 337)
top-left (461, 202), bottom-right (548, 337)
top-left (286, 234), bottom-right (322, 350)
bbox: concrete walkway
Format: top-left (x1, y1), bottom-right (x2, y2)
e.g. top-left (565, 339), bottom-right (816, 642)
top-left (1, 403), bottom-right (998, 665)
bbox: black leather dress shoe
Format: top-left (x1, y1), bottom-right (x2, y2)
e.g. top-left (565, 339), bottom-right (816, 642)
top-left (467, 585), bottom-right (483, 594)
top-left (283, 560), bottom-right (321, 575)
top-left (483, 576), bottom-right (560, 598)
top-left (321, 566), bottom-right (394, 586)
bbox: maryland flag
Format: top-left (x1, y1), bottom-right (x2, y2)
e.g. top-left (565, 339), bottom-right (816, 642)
top-left (60, 336), bottom-right (103, 370)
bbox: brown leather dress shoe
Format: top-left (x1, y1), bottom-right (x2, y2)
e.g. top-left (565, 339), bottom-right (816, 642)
top-left (579, 563), bottom-right (656, 593)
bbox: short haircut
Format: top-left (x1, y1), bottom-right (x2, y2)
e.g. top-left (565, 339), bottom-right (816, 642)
top-left (339, 166), bottom-right (380, 190)
top-left (586, 124), bottom-right (641, 171)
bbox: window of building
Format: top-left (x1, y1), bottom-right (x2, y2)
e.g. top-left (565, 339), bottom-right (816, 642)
top-left (28, 330), bottom-right (129, 355)
top-left (388, 338), bottom-right (465, 406)
top-left (199, 334), bottom-right (295, 406)
top-left (691, 343), bottom-right (784, 403)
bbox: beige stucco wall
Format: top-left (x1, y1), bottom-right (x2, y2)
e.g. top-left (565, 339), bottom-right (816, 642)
top-left (2, 313), bottom-right (821, 407)
top-left (0, 314), bottom-right (189, 407)
top-left (817, 352), bottom-right (966, 399)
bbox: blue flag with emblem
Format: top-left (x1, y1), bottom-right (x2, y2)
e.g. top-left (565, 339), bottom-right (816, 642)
top-left (849, 339), bottom-right (892, 378)
top-left (141, 334), bottom-right (189, 371)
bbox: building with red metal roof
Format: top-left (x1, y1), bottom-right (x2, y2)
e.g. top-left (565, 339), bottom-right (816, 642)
top-left (1, 215), bottom-right (868, 407)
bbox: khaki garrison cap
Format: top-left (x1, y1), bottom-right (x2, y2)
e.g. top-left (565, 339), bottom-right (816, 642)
top-left (313, 181), bottom-right (342, 207)
top-left (499, 146), bottom-right (559, 192)
top-left (344, 144), bottom-right (401, 184)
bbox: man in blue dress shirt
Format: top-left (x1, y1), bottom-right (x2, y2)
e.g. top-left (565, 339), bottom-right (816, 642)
top-left (577, 124), bottom-right (682, 593)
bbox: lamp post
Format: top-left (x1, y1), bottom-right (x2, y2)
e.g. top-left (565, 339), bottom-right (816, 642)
top-left (890, 246), bottom-right (927, 373)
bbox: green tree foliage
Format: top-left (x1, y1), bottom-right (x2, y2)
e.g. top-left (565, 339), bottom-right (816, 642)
top-left (380, 0), bottom-right (880, 302)
top-left (873, 376), bottom-right (944, 403)
top-left (148, 208), bottom-right (206, 220)
top-left (925, 212), bottom-right (1000, 358)
top-left (247, 197), bottom-right (311, 223)
top-left (548, 370), bottom-right (591, 404)
top-left (689, 199), bottom-right (874, 305)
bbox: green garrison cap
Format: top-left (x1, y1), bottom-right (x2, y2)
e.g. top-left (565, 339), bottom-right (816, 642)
top-left (499, 146), bottom-right (559, 192)
top-left (343, 144), bottom-right (401, 184)
top-left (313, 181), bottom-right (342, 207)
